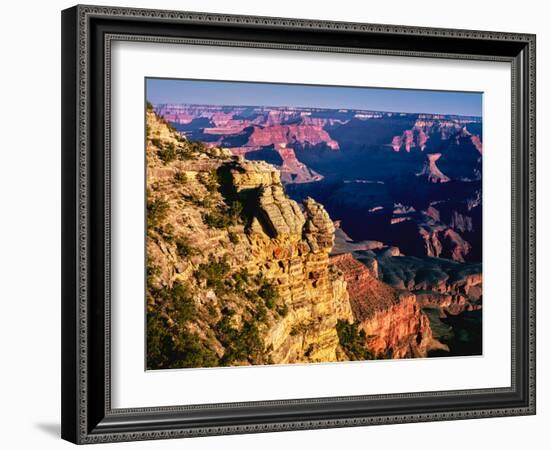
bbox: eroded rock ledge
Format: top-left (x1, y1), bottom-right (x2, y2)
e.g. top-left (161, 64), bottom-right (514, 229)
top-left (331, 253), bottom-right (446, 358)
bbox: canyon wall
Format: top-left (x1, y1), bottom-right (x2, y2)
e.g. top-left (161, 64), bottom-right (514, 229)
top-left (146, 108), bottom-right (451, 368)
top-left (146, 109), bottom-right (354, 368)
top-left (331, 253), bottom-right (445, 358)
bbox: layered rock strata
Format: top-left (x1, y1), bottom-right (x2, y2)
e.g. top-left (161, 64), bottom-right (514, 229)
top-left (146, 109), bottom-right (353, 368)
top-left (331, 253), bottom-right (445, 358)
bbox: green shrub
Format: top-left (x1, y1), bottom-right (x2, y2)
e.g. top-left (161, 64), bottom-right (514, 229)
top-left (146, 308), bottom-right (219, 369)
top-left (229, 200), bottom-right (244, 220)
top-left (175, 237), bottom-right (195, 258)
top-left (147, 197), bottom-right (169, 229)
top-left (146, 279), bottom-right (217, 369)
top-left (203, 200), bottom-right (244, 229)
top-left (207, 304), bottom-right (218, 319)
top-left (228, 231), bottom-right (239, 244)
top-left (189, 140), bottom-right (207, 154)
top-left (194, 257), bottom-right (231, 295)
top-left (153, 282), bottom-right (196, 320)
top-left (176, 146), bottom-right (192, 160)
top-left (276, 303), bottom-right (289, 317)
top-left (157, 142), bottom-right (177, 164)
top-left (174, 295), bottom-right (196, 324)
top-left (254, 303), bottom-right (268, 323)
top-left (204, 210), bottom-right (232, 229)
top-left (216, 312), bottom-right (264, 365)
top-left (336, 320), bottom-right (373, 361)
top-left (198, 170), bottom-right (219, 192)
top-left (232, 268), bottom-right (250, 293)
top-left (183, 193), bottom-right (211, 209)
top-left (146, 308), bottom-right (173, 369)
top-left (171, 333), bottom-right (219, 369)
top-left (258, 282), bottom-right (278, 309)
top-left (174, 171), bottom-right (188, 184)
top-left (244, 290), bottom-right (261, 303)
top-left (151, 137), bottom-right (162, 148)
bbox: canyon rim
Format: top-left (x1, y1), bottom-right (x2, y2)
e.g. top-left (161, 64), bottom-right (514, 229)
top-left (145, 78), bottom-right (483, 370)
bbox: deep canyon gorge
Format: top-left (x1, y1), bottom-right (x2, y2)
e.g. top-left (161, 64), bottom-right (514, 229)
top-left (146, 102), bottom-right (483, 369)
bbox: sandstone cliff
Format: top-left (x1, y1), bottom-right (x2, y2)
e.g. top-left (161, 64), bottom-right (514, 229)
top-left (145, 108), bottom-right (353, 369)
top-left (331, 253), bottom-right (445, 358)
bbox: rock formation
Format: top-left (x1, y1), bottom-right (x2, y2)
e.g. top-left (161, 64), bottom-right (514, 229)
top-left (450, 210), bottom-right (474, 233)
top-left (145, 108), bottom-right (354, 368)
top-left (391, 129), bottom-right (428, 152)
top-left (145, 103), bottom-right (483, 366)
top-left (154, 104), bottom-right (482, 190)
top-left (374, 253), bottom-right (482, 317)
top-left (331, 254), bottom-right (445, 358)
top-left (455, 126), bottom-right (483, 154)
top-left (417, 153), bottom-right (451, 183)
top-left (246, 124), bottom-right (339, 150)
top-left (389, 119), bottom-right (482, 154)
top-left (386, 204), bottom-right (474, 263)
top-left (332, 221), bottom-right (384, 255)
top-left (277, 145), bottom-right (324, 184)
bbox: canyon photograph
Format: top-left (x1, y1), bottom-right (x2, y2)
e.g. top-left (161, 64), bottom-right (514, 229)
top-left (145, 78), bottom-right (483, 370)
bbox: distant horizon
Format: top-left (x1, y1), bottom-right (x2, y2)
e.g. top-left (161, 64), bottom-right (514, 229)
top-left (146, 78), bottom-right (483, 117)
top-left (150, 101), bottom-right (482, 119)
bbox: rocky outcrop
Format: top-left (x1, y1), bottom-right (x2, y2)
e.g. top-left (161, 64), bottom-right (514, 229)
top-left (374, 253), bottom-right (482, 316)
top-left (391, 129), bottom-right (428, 152)
top-left (389, 119), bottom-right (483, 153)
top-left (154, 104), bottom-right (482, 190)
top-left (331, 254), bottom-right (445, 358)
top-left (229, 164), bottom-right (354, 363)
top-left (450, 210), bottom-right (473, 233)
top-left (302, 198), bottom-right (336, 251)
top-left (441, 228), bottom-right (472, 262)
top-left (470, 134), bottom-right (483, 154)
top-left (360, 293), bottom-right (447, 357)
top-left (418, 227), bottom-right (444, 258)
top-left (455, 126), bottom-right (483, 154)
top-left (417, 226), bottom-right (471, 263)
top-left (146, 109), bottom-right (354, 368)
top-left (255, 184), bottom-right (305, 238)
top-left (246, 124), bottom-right (339, 150)
top-left (386, 203), bottom-right (473, 262)
top-left (228, 144), bottom-right (323, 184)
top-left (145, 106), bottom-right (482, 367)
top-left (331, 221), bottom-right (384, 255)
top-left (417, 153), bottom-right (451, 183)
top-left (415, 291), bottom-right (481, 316)
top-left (277, 145), bottom-right (324, 184)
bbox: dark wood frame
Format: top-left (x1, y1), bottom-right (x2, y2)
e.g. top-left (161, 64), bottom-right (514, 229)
top-left (61, 4), bottom-right (536, 444)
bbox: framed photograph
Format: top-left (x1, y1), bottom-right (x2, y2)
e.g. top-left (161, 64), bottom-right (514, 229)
top-left (61, 5), bottom-right (536, 444)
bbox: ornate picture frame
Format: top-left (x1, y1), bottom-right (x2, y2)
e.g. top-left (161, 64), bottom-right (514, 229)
top-left (61, 5), bottom-right (536, 444)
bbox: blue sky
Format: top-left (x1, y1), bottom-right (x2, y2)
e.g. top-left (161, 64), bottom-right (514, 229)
top-left (146, 78), bottom-right (482, 117)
